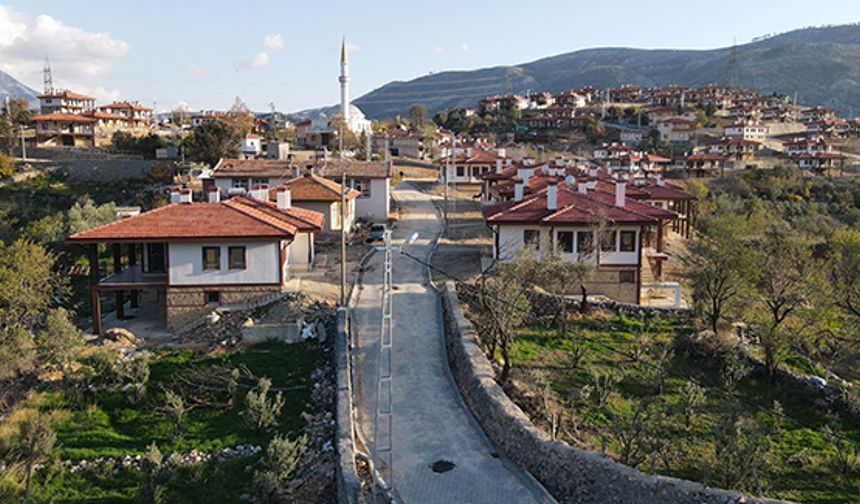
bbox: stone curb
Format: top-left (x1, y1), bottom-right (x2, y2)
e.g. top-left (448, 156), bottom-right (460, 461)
top-left (335, 307), bottom-right (362, 504)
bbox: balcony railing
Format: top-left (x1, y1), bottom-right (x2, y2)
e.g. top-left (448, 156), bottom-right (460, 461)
top-left (98, 264), bottom-right (167, 288)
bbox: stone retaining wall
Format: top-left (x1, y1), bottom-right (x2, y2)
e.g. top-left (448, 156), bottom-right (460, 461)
top-left (335, 307), bottom-right (362, 503)
top-left (440, 281), bottom-right (787, 504)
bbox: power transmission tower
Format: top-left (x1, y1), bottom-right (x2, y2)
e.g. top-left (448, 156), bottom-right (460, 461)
top-left (727, 37), bottom-right (741, 89)
top-left (43, 57), bottom-right (54, 94)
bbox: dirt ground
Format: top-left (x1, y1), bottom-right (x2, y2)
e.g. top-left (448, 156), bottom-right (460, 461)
top-left (415, 181), bottom-right (491, 284)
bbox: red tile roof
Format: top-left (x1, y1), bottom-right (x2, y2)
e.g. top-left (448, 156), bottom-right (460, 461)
top-left (100, 102), bottom-right (153, 112)
top-left (32, 113), bottom-right (97, 123)
top-left (212, 159), bottom-right (292, 178)
top-left (483, 185), bottom-right (676, 226)
top-left (67, 196), bottom-right (322, 242)
top-left (38, 90), bottom-right (95, 101)
top-left (269, 174), bottom-right (359, 202)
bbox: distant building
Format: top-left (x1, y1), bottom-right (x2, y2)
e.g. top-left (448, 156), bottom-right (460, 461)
top-left (37, 90), bottom-right (95, 115)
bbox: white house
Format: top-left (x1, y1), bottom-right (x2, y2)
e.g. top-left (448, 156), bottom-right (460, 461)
top-left (482, 180), bottom-right (678, 305)
top-left (240, 134), bottom-right (263, 158)
top-left (68, 190), bottom-right (324, 334)
top-left (210, 158), bottom-right (391, 223)
top-left (724, 121), bottom-right (768, 141)
top-left (268, 173), bottom-right (358, 232)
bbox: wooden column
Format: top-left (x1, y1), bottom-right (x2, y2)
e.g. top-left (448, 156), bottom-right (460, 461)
top-left (112, 243), bottom-right (124, 320)
top-left (657, 220), bottom-right (664, 253)
top-left (685, 201), bottom-right (692, 238)
top-left (88, 244), bottom-right (102, 335)
top-left (128, 244), bottom-right (139, 308)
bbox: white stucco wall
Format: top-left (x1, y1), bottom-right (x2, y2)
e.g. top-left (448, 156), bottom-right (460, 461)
top-left (168, 241), bottom-right (280, 285)
top-left (496, 224), bottom-right (640, 266)
top-left (288, 233), bottom-right (313, 266)
top-left (352, 177), bottom-right (389, 222)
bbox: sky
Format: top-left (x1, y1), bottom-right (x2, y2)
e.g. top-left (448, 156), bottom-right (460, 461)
top-left (0, 1), bottom-right (858, 113)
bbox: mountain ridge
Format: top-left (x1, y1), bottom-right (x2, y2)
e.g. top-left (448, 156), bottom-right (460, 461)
top-left (348, 23), bottom-right (860, 120)
top-left (0, 71), bottom-right (38, 104)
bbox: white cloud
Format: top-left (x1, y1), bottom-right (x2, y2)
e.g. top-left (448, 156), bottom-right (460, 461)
top-left (62, 82), bottom-right (122, 102)
top-left (239, 51), bottom-right (270, 70)
top-left (263, 33), bottom-right (284, 50)
top-left (459, 42), bottom-right (471, 53)
top-left (189, 64), bottom-right (207, 77)
top-left (0, 6), bottom-right (128, 87)
top-left (431, 45), bottom-right (445, 56)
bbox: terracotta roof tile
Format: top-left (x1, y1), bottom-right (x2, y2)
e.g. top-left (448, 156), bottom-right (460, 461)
top-left (269, 174), bottom-right (359, 202)
top-left (67, 196), bottom-right (322, 242)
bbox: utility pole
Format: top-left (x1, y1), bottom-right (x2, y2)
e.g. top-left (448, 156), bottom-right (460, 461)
top-left (20, 126), bottom-right (26, 161)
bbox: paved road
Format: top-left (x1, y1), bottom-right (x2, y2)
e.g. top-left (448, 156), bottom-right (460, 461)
top-left (351, 182), bottom-right (555, 504)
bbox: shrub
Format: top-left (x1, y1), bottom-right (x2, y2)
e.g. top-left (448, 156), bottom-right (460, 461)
top-left (163, 389), bottom-right (186, 441)
top-left (245, 377), bottom-right (285, 434)
top-left (252, 434), bottom-right (308, 504)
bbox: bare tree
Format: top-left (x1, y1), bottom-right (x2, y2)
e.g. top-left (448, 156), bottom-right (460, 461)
top-left (473, 247), bottom-right (541, 382)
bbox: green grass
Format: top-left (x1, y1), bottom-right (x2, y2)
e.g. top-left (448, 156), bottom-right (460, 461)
top-left (504, 313), bottom-right (860, 504)
top-left (27, 341), bottom-right (319, 503)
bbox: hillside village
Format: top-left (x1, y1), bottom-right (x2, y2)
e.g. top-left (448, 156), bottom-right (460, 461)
top-left (2, 16), bottom-right (860, 504)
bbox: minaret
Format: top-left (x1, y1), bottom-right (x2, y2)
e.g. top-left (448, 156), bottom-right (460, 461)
top-left (339, 37), bottom-right (350, 125)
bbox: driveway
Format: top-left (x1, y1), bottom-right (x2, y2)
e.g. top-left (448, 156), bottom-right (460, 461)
top-left (351, 181), bottom-right (555, 503)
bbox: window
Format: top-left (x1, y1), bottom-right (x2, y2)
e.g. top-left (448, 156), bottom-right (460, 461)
top-left (557, 231), bottom-right (574, 253)
top-left (228, 246), bottom-right (247, 270)
top-left (600, 230), bottom-right (617, 252)
top-left (232, 178), bottom-right (249, 191)
top-left (202, 247), bottom-right (220, 271)
top-left (206, 291), bottom-right (221, 305)
top-left (523, 229), bottom-right (540, 250)
top-left (619, 270), bottom-right (636, 284)
top-left (354, 179), bottom-right (371, 198)
top-left (251, 177), bottom-right (268, 187)
top-left (619, 231), bottom-right (637, 252)
top-left (456, 165), bottom-right (465, 177)
top-left (576, 231), bottom-right (593, 254)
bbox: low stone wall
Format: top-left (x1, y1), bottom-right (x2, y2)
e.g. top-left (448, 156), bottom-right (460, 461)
top-left (25, 146), bottom-right (144, 161)
top-left (60, 159), bottom-right (157, 181)
top-left (527, 288), bottom-right (692, 320)
top-left (441, 281), bottom-right (786, 504)
top-left (335, 308), bottom-right (362, 504)
top-left (166, 285), bottom-right (281, 331)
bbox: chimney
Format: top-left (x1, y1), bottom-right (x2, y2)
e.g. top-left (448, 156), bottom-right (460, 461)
top-left (179, 188), bottom-right (192, 204)
top-left (250, 184), bottom-right (269, 201)
top-left (466, 147), bottom-right (473, 157)
top-left (514, 182), bottom-right (524, 202)
top-left (615, 182), bottom-right (626, 207)
top-left (496, 159), bottom-right (503, 174)
top-left (208, 187), bottom-right (221, 203)
top-left (656, 175), bottom-right (666, 187)
top-left (565, 175), bottom-right (575, 187)
top-left (277, 187), bottom-right (292, 209)
top-left (588, 167), bottom-right (597, 177)
top-left (497, 147), bottom-right (506, 158)
top-left (587, 180), bottom-right (597, 190)
top-left (506, 159), bottom-right (513, 166)
top-left (578, 182), bottom-right (588, 194)
top-left (169, 188), bottom-right (182, 204)
top-left (547, 180), bottom-right (558, 210)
